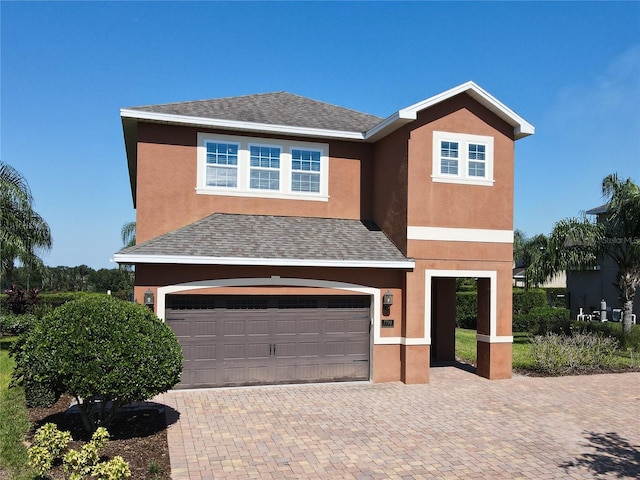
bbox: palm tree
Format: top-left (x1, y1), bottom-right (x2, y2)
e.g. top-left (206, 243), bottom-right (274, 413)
top-left (121, 221), bottom-right (136, 248)
top-left (513, 230), bottom-right (549, 289)
top-left (531, 174), bottom-right (639, 334)
top-left (0, 161), bottom-right (52, 288)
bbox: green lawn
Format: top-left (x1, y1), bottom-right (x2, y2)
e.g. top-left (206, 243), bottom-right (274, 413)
top-left (0, 337), bottom-right (35, 480)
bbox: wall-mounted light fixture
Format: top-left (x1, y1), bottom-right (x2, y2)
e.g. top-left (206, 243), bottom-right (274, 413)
top-left (383, 290), bottom-right (394, 308)
top-left (143, 289), bottom-right (155, 309)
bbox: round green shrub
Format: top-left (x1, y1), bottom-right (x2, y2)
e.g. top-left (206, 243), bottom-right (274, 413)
top-left (12, 296), bottom-right (183, 430)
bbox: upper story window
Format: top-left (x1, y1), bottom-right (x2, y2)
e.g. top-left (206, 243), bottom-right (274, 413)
top-left (197, 133), bottom-right (329, 201)
top-left (291, 149), bottom-right (321, 193)
top-left (432, 131), bottom-right (494, 186)
top-left (206, 142), bottom-right (239, 188)
top-left (249, 145), bottom-right (281, 191)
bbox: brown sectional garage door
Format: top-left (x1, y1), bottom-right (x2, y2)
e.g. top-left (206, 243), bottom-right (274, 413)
top-left (165, 295), bottom-right (371, 388)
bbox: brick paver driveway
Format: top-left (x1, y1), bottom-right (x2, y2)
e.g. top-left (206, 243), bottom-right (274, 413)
top-left (156, 367), bottom-right (640, 479)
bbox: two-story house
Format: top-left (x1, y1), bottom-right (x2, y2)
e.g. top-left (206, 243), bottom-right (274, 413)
top-left (115, 81), bottom-right (534, 389)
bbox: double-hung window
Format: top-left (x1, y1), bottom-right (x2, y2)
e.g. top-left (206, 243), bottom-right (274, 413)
top-left (291, 149), bottom-right (321, 193)
top-left (432, 131), bottom-right (494, 186)
top-left (205, 142), bottom-right (239, 188)
top-left (197, 133), bottom-right (329, 201)
top-left (250, 145), bottom-right (280, 190)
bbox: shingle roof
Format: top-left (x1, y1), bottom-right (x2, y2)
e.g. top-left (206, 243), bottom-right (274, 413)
top-left (127, 92), bottom-right (382, 133)
top-left (116, 213), bottom-right (410, 265)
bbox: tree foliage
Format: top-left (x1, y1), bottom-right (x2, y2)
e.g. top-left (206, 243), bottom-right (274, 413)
top-left (12, 296), bottom-right (183, 432)
top-left (513, 230), bottom-right (550, 289)
top-left (120, 221), bottom-right (136, 248)
top-left (3, 264), bottom-right (133, 299)
top-left (531, 174), bottom-right (640, 334)
top-left (0, 161), bottom-right (52, 287)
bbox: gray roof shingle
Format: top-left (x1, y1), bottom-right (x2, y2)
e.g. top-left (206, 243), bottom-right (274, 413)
top-left (126, 92), bottom-right (382, 133)
top-left (117, 213), bottom-right (409, 264)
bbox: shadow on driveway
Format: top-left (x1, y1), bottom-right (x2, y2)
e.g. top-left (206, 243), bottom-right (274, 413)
top-left (560, 431), bottom-right (640, 478)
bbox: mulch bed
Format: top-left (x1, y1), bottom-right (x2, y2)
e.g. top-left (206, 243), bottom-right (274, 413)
top-left (27, 394), bottom-right (171, 480)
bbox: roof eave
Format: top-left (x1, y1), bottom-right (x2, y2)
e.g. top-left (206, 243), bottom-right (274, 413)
top-left (113, 253), bottom-right (415, 269)
top-left (120, 109), bottom-right (367, 141)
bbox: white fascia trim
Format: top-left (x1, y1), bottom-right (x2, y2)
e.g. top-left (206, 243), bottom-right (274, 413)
top-left (364, 110), bottom-right (416, 141)
top-left (476, 334), bottom-right (513, 344)
top-left (114, 253), bottom-right (415, 269)
top-left (407, 226), bottom-right (514, 243)
top-left (397, 81), bottom-right (535, 139)
top-left (120, 109), bottom-right (366, 141)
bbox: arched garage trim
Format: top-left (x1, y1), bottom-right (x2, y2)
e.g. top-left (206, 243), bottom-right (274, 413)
top-left (156, 276), bottom-right (386, 343)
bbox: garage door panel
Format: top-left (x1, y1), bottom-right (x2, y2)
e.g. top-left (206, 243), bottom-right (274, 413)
top-left (296, 365), bottom-right (321, 380)
top-left (298, 341), bottom-right (320, 356)
top-left (193, 345), bottom-right (216, 360)
top-left (224, 343), bottom-right (246, 360)
top-left (245, 366), bottom-right (270, 382)
top-left (193, 368), bottom-right (218, 385)
top-left (166, 295), bottom-right (370, 388)
top-left (192, 321), bottom-right (218, 337)
top-left (299, 319), bottom-right (320, 333)
top-left (274, 319), bottom-right (297, 335)
top-left (347, 319), bottom-right (370, 334)
top-left (224, 320), bottom-right (246, 336)
top-left (346, 341), bottom-right (369, 355)
top-left (166, 320), bottom-right (191, 337)
top-left (247, 319), bottom-right (270, 335)
top-left (246, 342), bottom-right (270, 359)
top-left (326, 318), bottom-right (348, 333)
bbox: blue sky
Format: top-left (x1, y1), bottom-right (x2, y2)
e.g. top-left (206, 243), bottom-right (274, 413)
top-left (2, 1), bottom-right (639, 269)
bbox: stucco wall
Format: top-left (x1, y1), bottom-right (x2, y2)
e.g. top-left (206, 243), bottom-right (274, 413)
top-left (135, 123), bottom-right (375, 243)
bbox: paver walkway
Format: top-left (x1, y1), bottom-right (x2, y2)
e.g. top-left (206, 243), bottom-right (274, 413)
top-left (156, 368), bottom-right (640, 479)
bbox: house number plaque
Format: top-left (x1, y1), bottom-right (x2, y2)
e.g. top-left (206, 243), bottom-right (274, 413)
top-left (381, 319), bottom-right (394, 328)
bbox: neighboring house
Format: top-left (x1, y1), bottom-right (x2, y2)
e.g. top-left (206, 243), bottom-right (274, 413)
top-left (512, 264), bottom-right (566, 289)
top-left (115, 81), bottom-right (534, 388)
top-left (566, 204), bottom-right (639, 320)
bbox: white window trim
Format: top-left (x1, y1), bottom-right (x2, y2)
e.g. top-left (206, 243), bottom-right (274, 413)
top-left (197, 133), bottom-right (329, 201)
top-left (432, 131), bottom-right (494, 186)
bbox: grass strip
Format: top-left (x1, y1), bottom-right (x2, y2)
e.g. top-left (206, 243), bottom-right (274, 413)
top-left (0, 338), bottom-right (35, 480)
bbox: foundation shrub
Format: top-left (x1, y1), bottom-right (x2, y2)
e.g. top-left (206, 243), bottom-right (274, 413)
top-left (11, 296), bottom-right (183, 432)
top-left (455, 291), bottom-right (477, 329)
top-left (531, 332), bottom-right (619, 375)
top-left (512, 288), bottom-right (546, 314)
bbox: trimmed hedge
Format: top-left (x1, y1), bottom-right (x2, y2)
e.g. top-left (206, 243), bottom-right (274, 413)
top-left (0, 312), bottom-right (38, 336)
top-left (512, 307), bottom-right (571, 333)
top-left (512, 288), bottom-right (547, 314)
top-left (455, 291), bottom-right (477, 329)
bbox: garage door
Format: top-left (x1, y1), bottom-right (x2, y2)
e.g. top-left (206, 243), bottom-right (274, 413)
top-left (165, 295), bottom-right (371, 388)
